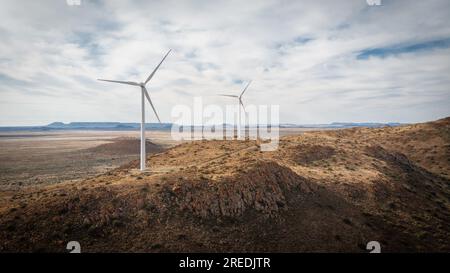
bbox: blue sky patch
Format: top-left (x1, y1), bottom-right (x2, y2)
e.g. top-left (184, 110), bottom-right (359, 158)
top-left (357, 38), bottom-right (450, 59)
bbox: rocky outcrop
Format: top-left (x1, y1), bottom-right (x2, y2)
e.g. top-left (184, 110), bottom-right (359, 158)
top-left (158, 161), bottom-right (314, 218)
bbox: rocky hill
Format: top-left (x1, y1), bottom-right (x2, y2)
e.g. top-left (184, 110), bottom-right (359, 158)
top-left (0, 118), bottom-right (449, 252)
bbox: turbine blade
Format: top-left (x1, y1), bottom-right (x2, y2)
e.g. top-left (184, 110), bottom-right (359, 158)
top-left (239, 99), bottom-right (246, 112)
top-left (142, 87), bottom-right (161, 123)
top-left (144, 49), bottom-right (172, 85)
top-left (97, 79), bottom-right (139, 86)
top-left (218, 94), bottom-right (239, 98)
top-left (239, 80), bottom-right (252, 98)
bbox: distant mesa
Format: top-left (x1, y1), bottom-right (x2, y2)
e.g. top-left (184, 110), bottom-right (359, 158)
top-left (0, 121), bottom-right (406, 132)
top-left (46, 122), bottom-right (66, 128)
top-left (43, 122), bottom-right (173, 131)
top-left (279, 122), bottom-right (403, 129)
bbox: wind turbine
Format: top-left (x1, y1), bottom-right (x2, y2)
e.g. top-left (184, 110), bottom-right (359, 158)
top-left (98, 49), bottom-right (171, 171)
top-left (219, 81), bottom-right (252, 139)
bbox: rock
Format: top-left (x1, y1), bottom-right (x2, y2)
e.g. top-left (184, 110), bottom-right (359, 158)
top-left (161, 161), bottom-right (307, 218)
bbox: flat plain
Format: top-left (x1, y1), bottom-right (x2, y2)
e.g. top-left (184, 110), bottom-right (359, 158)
top-left (0, 130), bottom-right (177, 191)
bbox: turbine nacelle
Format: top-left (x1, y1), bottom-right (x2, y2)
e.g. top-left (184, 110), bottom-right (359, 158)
top-left (97, 49), bottom-right (171, 124)
top-left (218, 80), bottom-right (252, 112)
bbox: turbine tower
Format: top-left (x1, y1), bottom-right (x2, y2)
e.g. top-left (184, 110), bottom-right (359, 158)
top-left (98, 49), bottom-right (171, 171)
top-left (219, 81), bottom-right (252, 139)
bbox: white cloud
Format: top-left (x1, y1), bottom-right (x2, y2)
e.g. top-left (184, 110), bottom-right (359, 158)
top-left (0, 0), bottom-right (449, 125)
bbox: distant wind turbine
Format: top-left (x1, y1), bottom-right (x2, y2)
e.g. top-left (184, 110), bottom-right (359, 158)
top-left (219, 81), bottom-right (252, 139)
top-left (98, 49), bottom-right (171, 171)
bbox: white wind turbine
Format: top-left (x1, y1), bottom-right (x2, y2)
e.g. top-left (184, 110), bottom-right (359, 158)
top-left (219, 81), bottom-right (252, 139)
top-left (98, 49), bottom-right (171, 171)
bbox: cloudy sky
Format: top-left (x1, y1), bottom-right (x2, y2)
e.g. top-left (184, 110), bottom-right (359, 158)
top-left (0, 0), bottom-right (449, 126)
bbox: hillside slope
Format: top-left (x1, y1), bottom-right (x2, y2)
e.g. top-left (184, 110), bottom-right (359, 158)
top-left (0, 118), bottom-right (449, 252)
